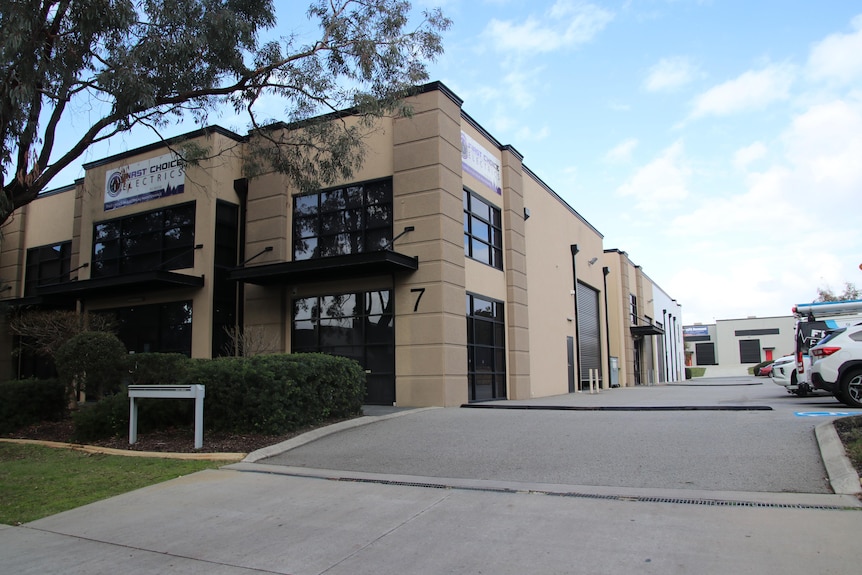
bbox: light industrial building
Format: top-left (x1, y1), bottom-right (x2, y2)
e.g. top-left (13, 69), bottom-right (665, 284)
top-left (1, 83), bottom-right (685, 405)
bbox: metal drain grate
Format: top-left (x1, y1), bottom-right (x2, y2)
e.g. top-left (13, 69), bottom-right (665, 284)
top-left (331, 476), bottom-right (859, 511)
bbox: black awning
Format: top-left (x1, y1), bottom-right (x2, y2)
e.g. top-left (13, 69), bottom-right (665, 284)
top-left (630, 324), bottom-right (665, 337)
top-left (34, 270), bottom-right (204, 302)
top-left (229, 250), bottom-right (419, 286)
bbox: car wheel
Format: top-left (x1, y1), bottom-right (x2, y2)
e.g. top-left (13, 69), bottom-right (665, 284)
top-left (838, 368), bottom-right (862, 408)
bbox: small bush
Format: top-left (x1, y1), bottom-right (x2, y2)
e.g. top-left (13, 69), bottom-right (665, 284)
top-left (184, 353), bottom-right (365, 435)
top-left (126, 353), bottom-right (192, 386)
top-left (55, 332), bottom-right (128, 400)
top-left (0, 379), bottom-right (67, 435)
top-left (71, 353), bottom-right (365, 440)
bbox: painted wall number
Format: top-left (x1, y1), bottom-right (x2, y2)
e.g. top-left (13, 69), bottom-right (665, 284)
top-left (411, 288), bottom-right (426, 312)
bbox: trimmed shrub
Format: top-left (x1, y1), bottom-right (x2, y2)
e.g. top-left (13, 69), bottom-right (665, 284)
top-left (184, 353), bottom-right (365, 435)
top-left (126, 353), bottom-right (192, 386)
top-left (71, 392), bottom-right (129, 442)
top-left (70, 353), bottom-right (365, 440)
top-left (0, 379), bottom-right (66, 434)
top-left (55, 331), bottom-right (128, 400)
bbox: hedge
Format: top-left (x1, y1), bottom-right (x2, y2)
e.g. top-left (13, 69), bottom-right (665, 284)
top-left (71, 353), bottom-right (366, 441)
top-left (0, 379), bottom-right (66, 435)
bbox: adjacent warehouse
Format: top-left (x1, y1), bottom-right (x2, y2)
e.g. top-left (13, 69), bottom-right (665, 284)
top-left (1, 82), bottom-right (685, 405)
top-left (684, 316), bottom-right (796, 376)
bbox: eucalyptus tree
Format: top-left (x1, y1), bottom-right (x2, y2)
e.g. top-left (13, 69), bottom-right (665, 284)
top-left (0, 0), bottom-right (450, 226)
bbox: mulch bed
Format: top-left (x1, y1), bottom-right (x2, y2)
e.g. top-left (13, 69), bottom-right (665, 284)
top-left (2, 418), bottom-right (325, 454)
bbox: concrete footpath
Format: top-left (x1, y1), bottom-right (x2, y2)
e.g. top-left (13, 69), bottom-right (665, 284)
top-left (3, 378), bottom-right (862, 574)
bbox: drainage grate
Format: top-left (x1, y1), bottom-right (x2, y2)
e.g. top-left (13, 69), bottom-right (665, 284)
top-left (331, 476), bottom-right (859, 511)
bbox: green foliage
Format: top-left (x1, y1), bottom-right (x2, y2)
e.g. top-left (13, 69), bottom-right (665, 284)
top-left (126, 353), bottom-right (192, 385)
top-left (0, 379), bottom-right (66, 434)
top-left (71, 352), bottom-right (365, 440)
top-left (184, 353), bottom-right (365, 435)
top-left (816, 282), bottom-right (861, 302)
top-left (0, 0), bottom-right (450, 225)
top-left (71, 393), bottom-right (129, 442)
top-left (54, 331), bottom-right (128, 399)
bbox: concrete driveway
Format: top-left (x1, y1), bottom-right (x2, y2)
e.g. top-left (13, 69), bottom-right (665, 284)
top-left (3, 377), bottom-right (862, 574)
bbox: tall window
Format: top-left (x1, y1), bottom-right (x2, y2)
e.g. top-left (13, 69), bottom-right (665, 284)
top-left (463, 189), bottom-right (503, 269)
top-left (293, 179), bottom-right (392, 261)
top-left (466, 293), bottom-right (506, 401)
top-left (92, 202), bottom-right (196, 278)
top-left (25, 241), bottom-right (71, 295)
top-left (629, 294), bottom-right (638, 325)
top-left (99, 301), bottom-right (193, 355)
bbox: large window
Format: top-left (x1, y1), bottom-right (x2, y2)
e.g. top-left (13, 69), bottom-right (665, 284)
top-left (292, 290), bottom-right (395, 404)
top-left (100, 301), bottom-right (193, 355)
top-left (466, 293), bottom-right (506, 401)
top-left (739, 340), bottom-right (762, 364)
top-left (24, 241), bottom-right (71, 296)
top-left (293, 179), bottom-right (393, 261)
top-left (463, 189), bottom-right (503, 269)
top-left (92, 202), bottom-right (196, 278)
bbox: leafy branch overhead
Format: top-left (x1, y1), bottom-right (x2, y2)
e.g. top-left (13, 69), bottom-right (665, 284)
top-left (0, 0), bottom-right (450, 226)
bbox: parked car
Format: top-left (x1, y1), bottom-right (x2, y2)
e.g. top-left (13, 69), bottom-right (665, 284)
top-left (752, 359), bottom-right (773, 376)
top-left (771, 355), bottom-right (798, 391)
top-left (809, 324), bottom-right (862, 407)
top-left (758, 363), bottom-right (774, 376)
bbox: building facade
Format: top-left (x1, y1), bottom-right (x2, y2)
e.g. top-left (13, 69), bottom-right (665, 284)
top-left (1, 83), bottom-right (685, 405)
top-left (683, 315), bottom-right (795, 375)
top-left (603, 249), bottom-right (684, 387)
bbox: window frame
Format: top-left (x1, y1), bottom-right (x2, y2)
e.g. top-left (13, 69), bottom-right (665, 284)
top-left (91, 202), bottom-right (196, 278)
top-left (466, 292), bottom-right (507, 401)
top-left (292, 179), bottom-right (393, 261)
top-left (463, 189), bottom-right (503, 270)
top-left (24, 241), bottom-right (72, 296)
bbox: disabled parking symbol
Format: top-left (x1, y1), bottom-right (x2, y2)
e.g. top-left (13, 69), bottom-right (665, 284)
top-left (794, 411), bottom-right (858, 417)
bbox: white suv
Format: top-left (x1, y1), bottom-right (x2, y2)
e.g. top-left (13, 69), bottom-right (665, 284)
top-left (809, 324), bottom-right (862, 408)
top-left (771, 355), bottom-right (798, 392)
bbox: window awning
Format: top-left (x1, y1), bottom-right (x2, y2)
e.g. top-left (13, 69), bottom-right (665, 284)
top-left (630, 324), bottom-right (665, 337)
top-left (228, 251), bottom-right (418, 286)
top-left (32, 270), bottom-right (205, 303)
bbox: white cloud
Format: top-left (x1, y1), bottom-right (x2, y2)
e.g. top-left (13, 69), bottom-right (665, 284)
top-left (690, 64), bottom-right (796, 118)
top-left (616, 141), bottom-right (690, 210)
top-left (644, 57), bottom-right (697, 92)
top-left (733, 142), bottom-right (768, 171)
top-left (515, 125), bottom-right (550, 142)
top-left (483, 2), bottom-right (613, 55)
top-left (605, 138), bottom-right (638, 162)
top-left (807, 14), bottom-right (862, 85)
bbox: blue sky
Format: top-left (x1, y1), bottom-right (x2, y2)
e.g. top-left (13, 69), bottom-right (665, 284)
top-left (420, 0), bottom-right (862, 324)
top-left (43, 0), bottom-right (862, 325)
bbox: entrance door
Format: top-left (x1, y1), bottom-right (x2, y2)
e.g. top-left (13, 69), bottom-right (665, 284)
top-left (292, 290), bottom-right (395, 405)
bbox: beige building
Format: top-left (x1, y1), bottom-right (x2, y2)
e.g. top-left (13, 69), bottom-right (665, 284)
top-left (1, 82), bottom-right (684, 405)
top-left (603, 249), bottom-right (684, 387)
top-left (684, 316), bottom-right (795, 376)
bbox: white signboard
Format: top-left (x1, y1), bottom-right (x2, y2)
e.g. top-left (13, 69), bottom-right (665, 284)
top-left (461, 131), bottom-right (502, 195)
top-left (104, 152), bottom-right (185, 211)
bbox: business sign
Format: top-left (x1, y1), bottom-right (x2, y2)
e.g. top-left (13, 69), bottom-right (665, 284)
top-left (104, 152), bottom-right (185, 211)
top-left (683, 326), bottom-right (709, 337)
top-left (461, 131), bottom-right (502, 195)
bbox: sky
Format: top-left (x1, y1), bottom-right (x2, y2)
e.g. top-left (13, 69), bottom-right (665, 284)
top-left (41, 0), bottom-right (862, 326)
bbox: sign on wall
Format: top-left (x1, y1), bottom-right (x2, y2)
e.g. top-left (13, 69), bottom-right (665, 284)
top-left (461, 131), bottom-right (502, 195)
top-left (104, 152), bottom-right (185, 211)
top-left (683, 326), bottom-right (709, 337)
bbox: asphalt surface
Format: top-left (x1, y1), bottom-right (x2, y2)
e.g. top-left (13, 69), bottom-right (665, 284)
top-left (4, 376), bottom-right (862, 574)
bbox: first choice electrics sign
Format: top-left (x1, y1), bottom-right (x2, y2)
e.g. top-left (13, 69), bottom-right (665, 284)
top-left (104, 152), bottom-right (185, 211)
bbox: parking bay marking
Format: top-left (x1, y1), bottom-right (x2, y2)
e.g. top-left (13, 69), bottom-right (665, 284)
top-left (795, 411), bottom-right (860, 417)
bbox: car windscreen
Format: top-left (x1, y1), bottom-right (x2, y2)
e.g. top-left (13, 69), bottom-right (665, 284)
top-left (814, 327), bottom-right (845, 346)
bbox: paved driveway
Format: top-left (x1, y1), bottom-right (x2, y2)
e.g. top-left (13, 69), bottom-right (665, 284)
top-left (260, 377), bottom-right (848, 494)
top-left (4, 377), bottom-right (862, 575)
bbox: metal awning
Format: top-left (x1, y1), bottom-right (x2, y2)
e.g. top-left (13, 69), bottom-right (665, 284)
top-left (33, 270), bottom-right (205, 303)
top-left (228, 251), bottom-right (419, 286)
top-left (630, 324), bottom-right (665, 337)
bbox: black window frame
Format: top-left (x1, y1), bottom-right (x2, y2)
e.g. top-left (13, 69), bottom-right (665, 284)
top-left (463, 189), bottom-right (503, 270)
top-left (98, 300), bottom-right (193, 355)
top-left (466, 292), bottom-right (507, 401)
top-left (292, 179), bottom-right (393, 261)
top-left (24, 241), bottom-right (72, 296)
top-left (91, 202), bottom-right (196, 278)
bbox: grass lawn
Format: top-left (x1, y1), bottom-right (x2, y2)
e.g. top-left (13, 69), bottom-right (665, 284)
top-left (834, 415), bottom-right (862, 476)
top-left (0, 443), bottom-right (229, 525)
